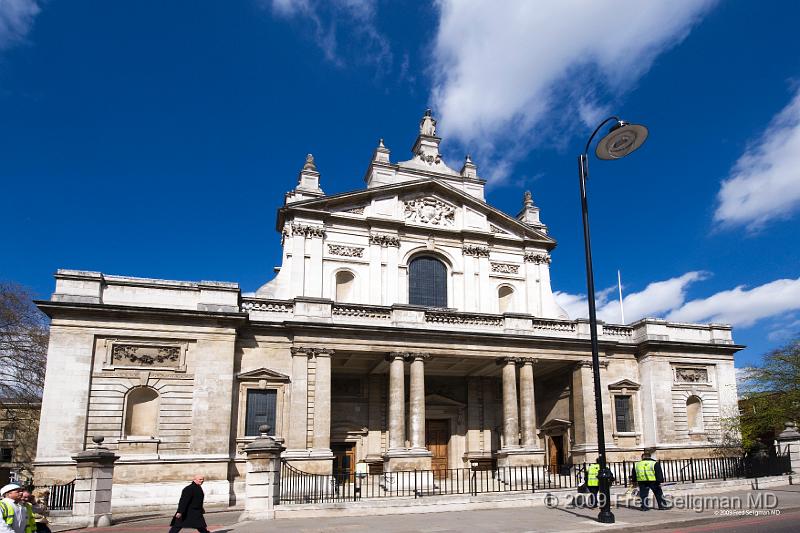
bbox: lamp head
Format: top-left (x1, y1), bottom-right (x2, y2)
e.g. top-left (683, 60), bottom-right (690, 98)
top-left (595, 120), bottom-right (648, 160)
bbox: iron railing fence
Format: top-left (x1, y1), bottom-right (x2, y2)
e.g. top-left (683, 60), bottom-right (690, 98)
top-left (33, 479), bottom-right (75, 511)
top-left (279, 446), bottom-right (792, 505)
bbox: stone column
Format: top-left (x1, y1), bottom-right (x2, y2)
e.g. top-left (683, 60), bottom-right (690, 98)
top-left (71, 436), bottom-right (119, 528)
top-left (311, 349), bottom-right (333, 455)
top-left (387, 353), bottom-right (406, 451)
top-left (408, 354), bottom-right (428, 451)
top-left (501, 358), bottom-right (520, 449)
top-left (519, 358), bottom-right (538, 449)
top-left (776, 422), bottom-right (800, 474)
top-left (239, 425), bottom-right (285, 522)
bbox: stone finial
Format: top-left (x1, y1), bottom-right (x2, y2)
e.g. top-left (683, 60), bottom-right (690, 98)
top-left (524, 190), bottom-right (533, 207)
top-left (420, 109), bottom-right (437, 136)
top-left (259, 424), bottom-right (271, 437)
top-left (286, 153), bottom-right (324, 204)
top-left (373, 137), bottom-right (391, 163)
top-left (460, 154), bottom-right (477, 178)
top-left (517, 189), bottom-right (545, 231)
top-left (303, 153), bottom-right (317, 172)
top-left (777, 421), bottom-right (800, 441)
top-left (92, 435), bottom-right (105, 447)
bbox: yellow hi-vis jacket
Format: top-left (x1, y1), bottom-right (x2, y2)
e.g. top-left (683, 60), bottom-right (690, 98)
top-left (587, 464), bottom-right (600, 487)
top-left (0, 499), bottom-right (36, 533)
top-left (635, 459), bottom-right (657, 482)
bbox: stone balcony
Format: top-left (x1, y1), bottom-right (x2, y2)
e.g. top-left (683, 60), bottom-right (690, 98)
top-left (47, 270), bottom-right (733, 346)
top-left (240, 296), bottom-right (734, 346)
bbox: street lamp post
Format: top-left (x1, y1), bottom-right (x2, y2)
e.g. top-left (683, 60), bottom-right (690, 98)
top-left (578, 117), bottom-right (648, 524)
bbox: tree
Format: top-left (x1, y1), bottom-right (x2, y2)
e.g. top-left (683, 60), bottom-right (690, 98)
top-left (0, 282), bottom-right (49, 481)
top-left (739, 339), bottom-right (800, 450)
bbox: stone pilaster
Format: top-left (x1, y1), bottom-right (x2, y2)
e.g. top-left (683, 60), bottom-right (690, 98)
top-left (239, 425), bottom-right (285, 521)
top-left (407, 353), bottom-right (429, 451)
top-left (311, 349), bottom-right (333, 455)
top-left (776, 422), bottom-right (800, 474)
top-left (519, 358), bottom-right (538, 449)
top-left (287, 347), bottom-right (309, 451)
top-left (71, 437), bottom-right (119, 528)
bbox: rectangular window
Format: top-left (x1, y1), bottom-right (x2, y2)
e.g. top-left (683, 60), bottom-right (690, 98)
top-left (614, 395), bottom-right (634, 433)
top-left (245, 389), bottom-right (277, 437)
top-left (0, 448), bottom-right (12, 462)
top-left (2, 428), bottom-right (15, 441)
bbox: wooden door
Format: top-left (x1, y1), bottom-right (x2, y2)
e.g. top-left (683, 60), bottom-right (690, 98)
top-left (548, 436), bottom-right (561, 474)
top-left (426, 419), bottom-right (450, 475)
top-left (332, 443), bottom-right (355, 481)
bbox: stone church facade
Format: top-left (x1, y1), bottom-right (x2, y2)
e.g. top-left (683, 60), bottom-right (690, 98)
top-left (34, 112), bottom-right (741, 510)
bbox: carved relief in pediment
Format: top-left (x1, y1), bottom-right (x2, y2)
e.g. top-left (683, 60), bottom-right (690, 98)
top-left (403, 197), bottom-right (456, 226)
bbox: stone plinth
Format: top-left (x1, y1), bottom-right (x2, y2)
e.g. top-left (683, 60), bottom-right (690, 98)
top-left (383, 449), bottom-right (433, 472)
top-left (239, 426), bottom-right (285, 522)
top-left (776, 421), bottom-right (800, 474)
top-left (71, 437), bottom-right (119, 528)
top-left (495, 448), bottom-right (546, 467)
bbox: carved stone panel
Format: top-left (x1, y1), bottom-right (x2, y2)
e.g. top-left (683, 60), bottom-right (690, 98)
top-left (369, 233), bottom-right (401, 247)
top-left (675, 367), bottom-right (709, 383)
top-left (108, 341), bottom-right (185, 370)
top-left (403, 197), bottom-right (456, 226)
top-left (524, 252), bottom-right (551, 264)
top-left (490, 262), bottom-right (520, 274)
top-left (327, 244), bottom-right (365, 257)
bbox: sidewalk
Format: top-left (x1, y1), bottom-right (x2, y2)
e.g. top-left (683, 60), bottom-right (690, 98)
top-left (70, 480), bottom-right (800, 532)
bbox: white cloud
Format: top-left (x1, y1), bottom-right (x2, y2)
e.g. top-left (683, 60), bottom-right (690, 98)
top-left (554, 271), bottom-right (704, 323)
top-left (714, 87), bottom-right (800, 229)
top-left (0, 0), bottom-right (40, 51)
top-left (430, 0), bottom-right (716, 184)
top-left (264, 0), bottom-right (390, 68)
top-left (554, 272), bottom-right (800, 330)
top-left (666, 277), bottom-right (800, 327)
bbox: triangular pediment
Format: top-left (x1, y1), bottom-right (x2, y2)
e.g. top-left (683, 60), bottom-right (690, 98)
top-left (278, 179), bottom-right (555, 248)
top-left (539, 418), bottom-right (572, 431)
top-left (424, 393), bottom-right (466, 407)
top-left (237, 368), bottom-right (291, 382)
top-left (608, 379), bottom-right (640, 390)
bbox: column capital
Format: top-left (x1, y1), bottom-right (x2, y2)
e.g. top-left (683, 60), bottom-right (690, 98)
top-left (496, 356), bottom-right (520, 365)
top-left (404, 352), bottom-right (431, 363)
top-left (291, 346), bottom-right (335, 358)
top-left (574, 359), bottom-right (608, 369)
top-left (517, 357), bottom-right (538, 366)
top-left (386, 351), bottom-right (407, 362)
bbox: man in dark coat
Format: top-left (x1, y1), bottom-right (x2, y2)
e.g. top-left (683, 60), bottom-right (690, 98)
top-left (168, 475), bottom-right (209, 533)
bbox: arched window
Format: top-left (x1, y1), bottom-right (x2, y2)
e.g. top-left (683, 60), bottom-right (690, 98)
top-left (124, 387), bottom-right (159, 437)
top-left (686, 396), bottom-right (704, 432)
top-left (498, 286), bottom-right (514, 313)
top-left (335, 270), bottom-right (356, 302)
top-left (409, 256), bottom-right (447, 307)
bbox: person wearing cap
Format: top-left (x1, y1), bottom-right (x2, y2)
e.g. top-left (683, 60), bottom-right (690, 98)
top-left (0, 483), bottom-right (30, 533)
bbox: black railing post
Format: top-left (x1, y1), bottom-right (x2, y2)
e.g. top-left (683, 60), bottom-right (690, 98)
top-left (531, 464), bottom-right (535, 493)
top-left (690, 458), bottom-right (696, 483)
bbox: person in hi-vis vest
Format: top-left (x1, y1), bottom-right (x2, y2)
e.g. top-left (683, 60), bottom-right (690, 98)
top-left (585, 458), bottom-right (601, 508)
top-left (631, 452), bottom-right (669, 511)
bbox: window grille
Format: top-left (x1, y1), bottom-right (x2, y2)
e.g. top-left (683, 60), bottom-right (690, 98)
top-left (614, 395), bottom-right (634, 432)
top-left (409, 256), bottom-right (447, 307)
top-left (245, 389), bottom-right (277, 437)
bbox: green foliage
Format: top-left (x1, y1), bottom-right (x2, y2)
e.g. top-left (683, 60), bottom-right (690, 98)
top-left (739, 339), bottom-right (800, 450)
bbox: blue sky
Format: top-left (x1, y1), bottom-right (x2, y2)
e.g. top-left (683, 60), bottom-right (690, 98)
top-left (1, 1), bottom-right (799, 368)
